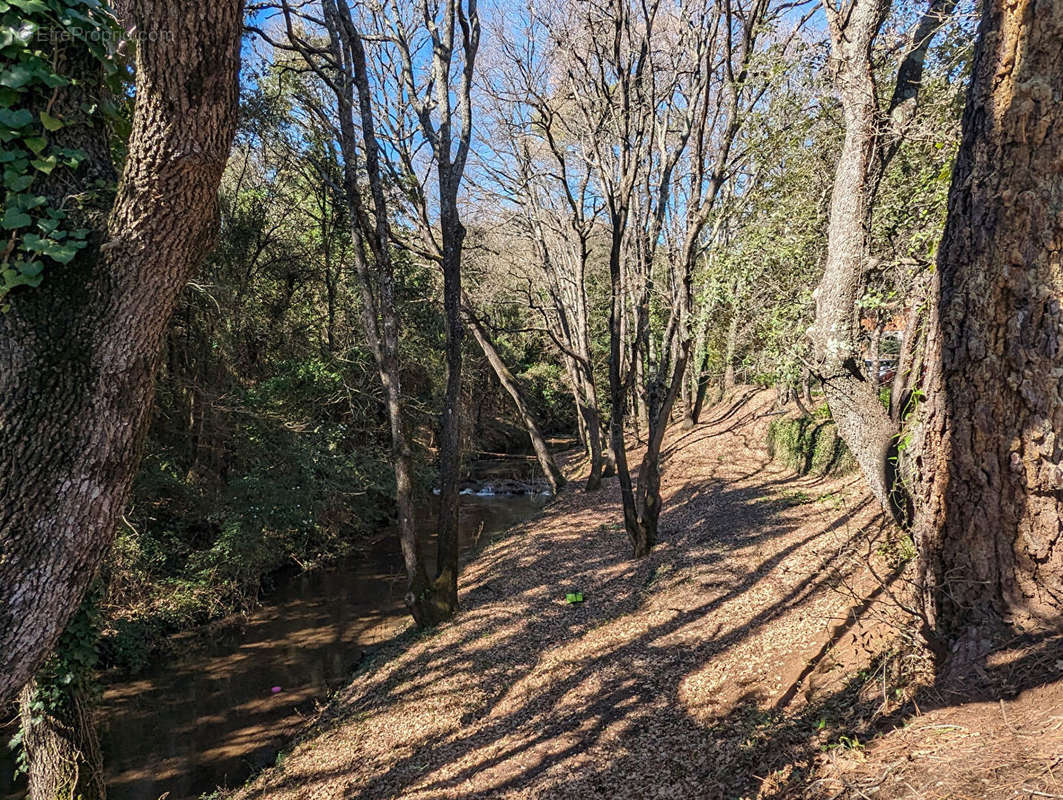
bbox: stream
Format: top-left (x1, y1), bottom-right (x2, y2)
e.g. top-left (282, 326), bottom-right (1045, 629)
top-left (2, 478), bottom-right (549, 800)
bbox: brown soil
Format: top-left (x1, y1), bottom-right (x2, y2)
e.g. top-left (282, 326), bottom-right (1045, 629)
top-left (230, 388), bottom-right (1063, 800)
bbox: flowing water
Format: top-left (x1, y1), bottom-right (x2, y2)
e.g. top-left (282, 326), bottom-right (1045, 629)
top-left (2, 489), bottom-right (548, 800)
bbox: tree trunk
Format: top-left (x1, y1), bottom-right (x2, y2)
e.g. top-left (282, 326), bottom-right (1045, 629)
top-left (564, 357), bottom-right (606, 491)
top-left (602, 426), bottom-right (618, 478)
top-left (810, 0), bottom-right (953, 522)
top-left (319, 7), bottom-right (435, 626)
top-left (582, 403), bottom-right (606, 489)
top-left (607, 216), bottom-right (647, 557)
top-left (431, 202), bottom-right (465, 624)
top-left (632, 341), bottom-right (692, 556)
top-left (914, 0), bottom-right (1063, 642)
top-left (679, 359), bottom-right (695, 429)
top-left (690, 347), bottom-right (715, 423)
top-left (0, 0), bottom-right (243, 706)
top-left (463, 303), bottom-right (566, 494)
top-left (868, 316), bottom-right (883, 386)
top-left (19, 681), bottom-right (105, 800)
top-left (812, 8), bottom-right (897, 511)
top-left (683, 309), bottom-right (709, 426)
top-left (889, 289), bottom-right (925, 421)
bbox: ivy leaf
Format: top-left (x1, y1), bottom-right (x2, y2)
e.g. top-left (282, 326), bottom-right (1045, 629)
top-left (0, 63), bottom-right (35, 89)
top-left (7, 0), bottom-right (50, 13)
top-left (22, 136), bottom-right (46, 154)
top-left (0, 107), bottom-right (33, 130)
top-left (39, 72), bottom-right (69, 89)
top-left (14, 193), bottom-right (46, 211)
top-left (0, 18), bottom-right (36, 49)
top-left (47, 242), bottom-right (82, 265)
top-left (24, 233), bottom-right (81, 264)
top-left (54, 147), bottom-right (84, 168)
top-left (30, 155), bottom-right (56, 173)
top-left (38, 111), bottom-right (63, 131)
top-left (1, 207), bottom-right (30, 229)
top-left (19, 259), bottom-right (43, 277)
top-left (3, 169), bottom-right (33, 192)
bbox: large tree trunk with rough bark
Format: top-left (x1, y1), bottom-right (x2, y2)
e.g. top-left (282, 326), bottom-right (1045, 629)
top-left (0, 0), bottom-right (242, 707)
top-left (462, 303), bottom-right (566, 494)
top-left (19, 681), bottom-right (106, 800)
top-left (914, 0), bottom-right (1063, 646)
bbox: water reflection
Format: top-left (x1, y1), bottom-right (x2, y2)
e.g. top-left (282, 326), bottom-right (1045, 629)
top-left (2, 493), bottom-right (547, 800)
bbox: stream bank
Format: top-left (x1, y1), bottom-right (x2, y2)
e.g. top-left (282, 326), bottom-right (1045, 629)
top-left (2, 483), bottom-right (550, 800)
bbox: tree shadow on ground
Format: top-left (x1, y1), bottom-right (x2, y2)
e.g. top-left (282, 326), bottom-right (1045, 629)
top-left (233, 390), bottom-right (1063, 800)
top-left (234, 424), bottom-right (895, 798)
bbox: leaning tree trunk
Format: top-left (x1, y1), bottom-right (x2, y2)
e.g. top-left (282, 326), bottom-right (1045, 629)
top-left (811, 0), bottom-right (953, 524)
top-left (607, 217), bottom-right (647, 556)
top-left (462, 303), bottom-right (567, 494)
top-left (19, 681), bottom-right (105, 800)
top-left (914, 0), bottom-right (1063, 644)
top-left (810, 0), bottom-right (898, 514)
top-left (690, 347), bottom-right (715, 423)
top-left (0, 0), bottom-right (242, 706)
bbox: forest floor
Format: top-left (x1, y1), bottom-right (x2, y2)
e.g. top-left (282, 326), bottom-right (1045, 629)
top-left (230, 388), bottom-right (1063, 800)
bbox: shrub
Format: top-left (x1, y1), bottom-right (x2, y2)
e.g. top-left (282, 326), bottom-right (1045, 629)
top-left (766, 407), bottom-right (856, 477)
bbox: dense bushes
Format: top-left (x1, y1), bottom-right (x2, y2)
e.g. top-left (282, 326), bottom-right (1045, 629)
top-left (766, 406), bottom-right (856, 477)
top-left (99, 354), bottom-right (402, 669)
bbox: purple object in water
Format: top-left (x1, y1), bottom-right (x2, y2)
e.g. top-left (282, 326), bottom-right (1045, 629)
top-left (271, 686), bottom-right (282, 694)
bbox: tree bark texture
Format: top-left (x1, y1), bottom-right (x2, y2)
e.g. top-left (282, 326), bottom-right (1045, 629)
top-left (19, 681), bottom-right (106, 800)
top-left (431, 199), bottom-right (466, 623)
top-left (0, 0), bottom-right (243, 706)
top-left (914, 0), bottom-right (1063, 637)
top-left (811, 0), bottom-right (899, 514)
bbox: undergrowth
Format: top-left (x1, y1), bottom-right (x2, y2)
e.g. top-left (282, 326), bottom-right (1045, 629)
top-left (766, 405), bottom-right (857, 477)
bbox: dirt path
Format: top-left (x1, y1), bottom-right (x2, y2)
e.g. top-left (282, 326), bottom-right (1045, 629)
top-left (231, 390), bottom-right (1063, 800)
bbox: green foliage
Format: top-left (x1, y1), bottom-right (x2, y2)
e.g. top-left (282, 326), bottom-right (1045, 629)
top-left (102, 354), bottom-right (399, 670)
top-left (96, 75), bottom-right (448, 667)
top-left (10, 588), bottom-right (102, 774)
top-left (766, 408), bottom-right (857, 477)
top-left (877, 529), bottom-right (917, 568)
top-left (518, 361), bottom-right (575, 432)
top-left (821, 734), bottom-right (864, 753)
top-left (0, 0), bottom-right (122, 306)
top-left (31, 589), bottom-right (102, 713)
